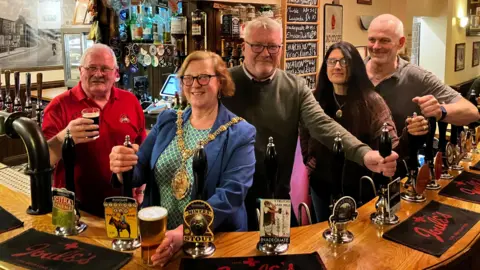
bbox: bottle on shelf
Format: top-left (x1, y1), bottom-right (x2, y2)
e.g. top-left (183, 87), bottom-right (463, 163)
top-left (129, 6), bottom-right (140, 42)
top-left (192, 8), bottom-right (207, 51)
top-left (153, 6), bottom-right (164, 44)
top-left (163, 8), bottom-right (171, 44)
top-left (246, 4), bottom-right (256, 22)
top-left (143, 6), bottom-right (154, 43)
top-left (170, 3), bottom-right (187, 55)
top-left (134, 5), bottom-right (144, 42)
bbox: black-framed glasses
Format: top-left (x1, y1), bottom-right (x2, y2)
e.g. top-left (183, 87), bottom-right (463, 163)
top-left (326, 58), bottom-right (348, 67)
top-left (82, 66), bottom-right (115, 73)
top-left (245, 41), bottom-right (283, 54)
top-left (180, 74), bottom-right (217, 86)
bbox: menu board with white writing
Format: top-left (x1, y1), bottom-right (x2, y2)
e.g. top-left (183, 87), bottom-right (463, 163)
top-left (286, 24), bottom-right (317, 40)
top-left (287, 7), bottom-right (318, 23)
top-left (286, 59), bottom-right (316, 74)
top-left (287, 0), bottom-right (318, 4)
top-left (283, 0), bottom-right (319, 89)
top-left (286, 42), bottom-right (317, 58)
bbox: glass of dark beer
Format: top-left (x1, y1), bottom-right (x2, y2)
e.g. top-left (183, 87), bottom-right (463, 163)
top-left (81, 107), bottom-right (100, 139)
top-left (138, 206), bottom-right (168, 266)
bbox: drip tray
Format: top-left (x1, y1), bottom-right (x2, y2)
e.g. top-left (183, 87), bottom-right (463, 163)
top-left (0, 168), bottom-right (31, 196)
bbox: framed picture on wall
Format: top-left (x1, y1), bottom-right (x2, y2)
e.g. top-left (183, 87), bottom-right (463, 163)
top-left (357, 0), bottom-right (372, 5)
top-left (355, 46), bottom-right (367, 59)
top-left (473, 42), bottom-right (480, 67)
top-left (323, 4), bottom-right (343, 56)
top-left (455, 43), bottom-right (466, 72)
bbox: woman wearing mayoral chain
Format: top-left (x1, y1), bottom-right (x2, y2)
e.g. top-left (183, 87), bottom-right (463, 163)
top-left (109, 51), bottom-right (256, 266)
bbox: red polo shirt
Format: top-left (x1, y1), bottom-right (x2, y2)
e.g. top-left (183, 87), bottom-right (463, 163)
top-left (42, 83), bottom-right (147, 217)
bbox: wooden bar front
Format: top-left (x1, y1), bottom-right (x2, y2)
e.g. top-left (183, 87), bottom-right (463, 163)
top-left (0, 158), bottom-right (479, 269)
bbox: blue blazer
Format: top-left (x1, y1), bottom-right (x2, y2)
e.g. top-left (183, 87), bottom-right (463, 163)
top-left (132, 104), bottom-right (256, 232)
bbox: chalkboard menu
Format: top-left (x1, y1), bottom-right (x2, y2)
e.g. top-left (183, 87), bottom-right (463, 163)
top-left (286, 59), bottom-right (317, 74)
top-left (286, 42), bottom-right (317, 58)
top-left (286, 25), bottom-right (317, 40)
top-left (287, 0), bottom-right (318, 4)
top-left (283, 0), bottom-right (320, 90)
top-left (287, 7), bottom-right (318, 22)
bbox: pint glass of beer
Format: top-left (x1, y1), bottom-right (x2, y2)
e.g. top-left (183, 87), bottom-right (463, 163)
top-left (138, 206), bottom-right (168, 266)
top-left (81, 107), bottom-right (100, 139)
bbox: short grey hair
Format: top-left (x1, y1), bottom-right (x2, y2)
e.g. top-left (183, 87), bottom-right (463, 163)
top-left (79, 43), bottom-right (118, 68)
top-left (244, 16), bottom-right (283, 41)
top-left (370, 14), bottom-right (404, 38)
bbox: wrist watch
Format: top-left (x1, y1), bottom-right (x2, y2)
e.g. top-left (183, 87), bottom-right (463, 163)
top-left (439, 106), bottom-right (447, 121)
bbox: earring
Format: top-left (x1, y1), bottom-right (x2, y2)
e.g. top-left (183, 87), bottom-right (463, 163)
top-left (217, 92), bottom-right (222, 99)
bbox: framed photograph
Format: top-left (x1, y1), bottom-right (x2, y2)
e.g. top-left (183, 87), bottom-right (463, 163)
top-left (0, 0), bottom-right (75, 70)
top-left (357, 0), bottom-right (372, 5)
top-left (355, 46), bottom-right (367, 58)
top-left (323, 4), bottom-right (343, 56)
top-left (473, 42), bottom-right (480, 67)
top-left (455, 43), bottom-right (466, 72)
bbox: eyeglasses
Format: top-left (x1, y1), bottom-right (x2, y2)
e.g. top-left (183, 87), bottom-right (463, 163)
top-left (180, 74), bottom-right (217, 86)
top-left (245, 41), bottom-right (283, 54)
top-left (82, 66), bottom-right (115, 74)
top-left (326, 58), bottom-right (348, 67)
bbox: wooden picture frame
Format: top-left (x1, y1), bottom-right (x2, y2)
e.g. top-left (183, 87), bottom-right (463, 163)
top-left (73, 0), bottom-right (89, 25)
top-left (455, 43), bottom-right (466, 72)
top-left (473, 41), bottom-right (480, 67)
top-left (355, 46), bottom-right (367, 58)
top-left (357, 0), bottom-right (372, 5)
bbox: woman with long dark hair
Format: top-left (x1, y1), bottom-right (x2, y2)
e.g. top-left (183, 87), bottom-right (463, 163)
top-left (300, 41), bottom-right (403, 222)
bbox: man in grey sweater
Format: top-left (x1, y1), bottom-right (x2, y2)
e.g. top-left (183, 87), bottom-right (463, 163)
top-left (222, 17), bottom-right (398, 231)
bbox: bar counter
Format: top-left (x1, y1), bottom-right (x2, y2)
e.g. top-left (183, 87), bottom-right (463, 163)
top-left (0, 158), bottom-right (479, 270)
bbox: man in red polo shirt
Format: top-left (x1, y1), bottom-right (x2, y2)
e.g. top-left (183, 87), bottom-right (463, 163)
top-left (43, 44), bottom-right (146, 217)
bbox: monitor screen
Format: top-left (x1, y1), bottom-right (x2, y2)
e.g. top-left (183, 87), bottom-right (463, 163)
top-left (160, 75), bottom-right (179, 97)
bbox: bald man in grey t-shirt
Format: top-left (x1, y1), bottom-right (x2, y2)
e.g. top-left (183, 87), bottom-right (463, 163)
top-left (366, 14), bottom-right (478, 136)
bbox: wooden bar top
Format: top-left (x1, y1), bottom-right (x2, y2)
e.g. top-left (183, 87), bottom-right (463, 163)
top-left (0, 158), bottom-right (480, 269)
top-left (31, 87), bottom-right (68, 102)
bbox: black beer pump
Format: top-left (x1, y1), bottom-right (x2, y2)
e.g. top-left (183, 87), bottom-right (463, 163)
top-left (122, 135), bottom-right (134, 198)
top-left (24, 73), bottom-right (33, 118)
top-left (370, 123), bottom-right (400, 225)
top-left (4, 70), bottom-right (13, 113)
top-left (265, 137), bottom-right (278, 199)
top-left (425, 117), bottom-right (441, 190)
top-left (54, 129), bottom-right (87, 236)
top-left (400, 113), bottom-right (429, 202)
top-left (257, 137), bottom-right (289, 254)
top-left (109, 135), bottom-right (141, 252)
top-left (323, 132), bottom-right (358, 244)
top-left (183, 143), bottom-right (216, 258)
top-left (438, 121), bottom-right (453, 179)
top-left (13, 71), bottom-right (22, 112)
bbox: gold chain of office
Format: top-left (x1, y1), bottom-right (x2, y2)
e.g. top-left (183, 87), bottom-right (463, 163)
top-left (172, 110), bottom-right (244, 200)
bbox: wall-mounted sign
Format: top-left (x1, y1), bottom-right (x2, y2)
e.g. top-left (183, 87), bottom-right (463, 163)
top-left (323, 4), bottom-right (343, 56)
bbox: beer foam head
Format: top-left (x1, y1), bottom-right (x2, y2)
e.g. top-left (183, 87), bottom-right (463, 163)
top-left (138, 206), bottom-right (167, 221)
top-left (82, 112), bottom-right (99, 118)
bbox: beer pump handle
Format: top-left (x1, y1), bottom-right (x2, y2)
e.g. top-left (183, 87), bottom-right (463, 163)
top-left (14, 71), bottom-right (20, 97)
top-left (264, 137), bottom-right (278, 199)
top-left (468, 90), bottom-right (477, 107)
top-left (424, 117), bottom-right (437, 162)
top-left (36, 73), bottom-right (43, 105)
top-left (62, 129), bottom-right (76, 193)
top-left (332, 132), bottom-right (344, 199)
top-left (122, 135), bottom-right (134, 198)
top-left (450, 125), bottom-right (458, 146)
top-left (438, 121), bottom-right (448, 153)
top-left (192, 143), bottom-right (208, 201)
top-left (407, 113), bottom-right (420, 170)
top-left (4, 70), bottom-right (10, 93)
top-left (379, 123), bottom-right (392, 185)
top-left (26, 73), bottom-right (31, 98)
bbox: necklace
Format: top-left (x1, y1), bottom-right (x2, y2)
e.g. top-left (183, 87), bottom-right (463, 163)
top-left (333, 92), bottom-right (346, 119)
top-left (173, 110), bottom-right (244, 200)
